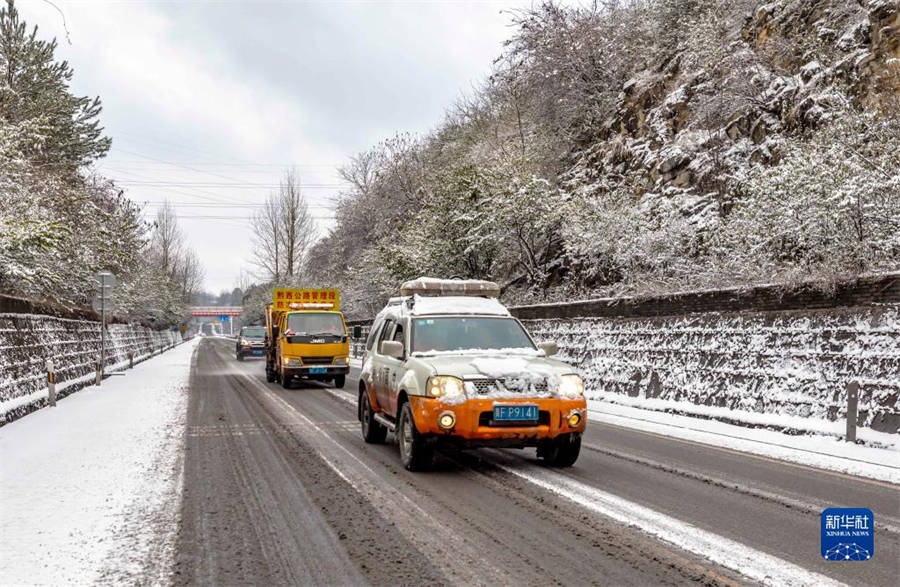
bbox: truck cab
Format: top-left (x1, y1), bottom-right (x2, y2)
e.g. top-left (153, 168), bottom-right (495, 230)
top-left (357, 277), bottom-right (586, 471)
top-left (264, 289), bottom-right (351, 389)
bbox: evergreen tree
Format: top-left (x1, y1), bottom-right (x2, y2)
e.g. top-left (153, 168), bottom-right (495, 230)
top-left (0, 0), bottom-right (110, 168)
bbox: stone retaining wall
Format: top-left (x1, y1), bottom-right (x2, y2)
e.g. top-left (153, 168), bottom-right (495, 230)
top-left (0, 313), bottom-right (182, 424)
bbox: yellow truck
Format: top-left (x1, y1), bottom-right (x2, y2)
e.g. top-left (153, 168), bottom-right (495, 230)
top-left (264, 288), bottom-right (356, 389)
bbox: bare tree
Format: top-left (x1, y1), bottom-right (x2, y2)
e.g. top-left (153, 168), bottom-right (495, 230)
top-left (147, 199), bottom-right (205, 310)
top-left (250, 193), bottom-right (283, 281)
top-left (151, 200), bottom-right (183, 278)
top-left (176, 247), bottom-right (205, 301)
top-left (278, 168), bottom-right (316, 281)
top-left (250, 168), bottom-right (316, 283)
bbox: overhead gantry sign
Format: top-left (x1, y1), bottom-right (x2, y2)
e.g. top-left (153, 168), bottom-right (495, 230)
top-left (190, 306), bottom-right (243, 317)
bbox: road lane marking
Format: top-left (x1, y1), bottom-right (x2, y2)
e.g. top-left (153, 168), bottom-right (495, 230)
top-left (322, 379), bottom-right (900, 534)
top-left (491, 456), bottom-right (844, 587)
top-left (323, 387), bottom-right (356, 407)
top-left (187, 423), bottom-right (267, 437)
top-left (582, 442), bottom-right (900, 535)
top-left (594, 420), bottom-right (900, 489)
top-left (592, 409), bottom-right (900, 470)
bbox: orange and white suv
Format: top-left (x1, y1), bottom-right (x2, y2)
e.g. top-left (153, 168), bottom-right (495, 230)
top-left (357, 277), bottom-right (586, 471)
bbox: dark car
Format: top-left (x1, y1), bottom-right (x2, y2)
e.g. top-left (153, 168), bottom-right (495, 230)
top-left (236, 326), bottom-right (267, 360)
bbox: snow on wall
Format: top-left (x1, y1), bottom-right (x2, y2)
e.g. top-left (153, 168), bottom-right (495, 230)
top-left (0, 313), bottom-right (182, 424)
top-left (524, 306), bottom-right (900, 433)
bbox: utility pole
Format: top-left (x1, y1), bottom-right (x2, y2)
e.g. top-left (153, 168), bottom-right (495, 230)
top-left (93, 271), bottom-right (116, 385)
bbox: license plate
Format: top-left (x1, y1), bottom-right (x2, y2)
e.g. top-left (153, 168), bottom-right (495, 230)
top-left (252, 350), bottom-right (263, 355)
top-left (308, 367), bottom-right (328, 374)
top-left (493, 404), bottom-right (538, 422)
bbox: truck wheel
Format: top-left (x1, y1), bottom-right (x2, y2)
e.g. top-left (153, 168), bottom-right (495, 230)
top-left (541, 433), bottom-right (581, 467)
top-left (236, 353), bottom-right (244, 361)
top-left (398, 402), bottom-right (432, 471)
top-left (281, 372), bottom-right (292, 389)
top-left (265, 366), bottom-right (276, 382)
top-left (334, 375), bottom-right (346, 389)
top-left (360, 391), bottom-right (387, 444)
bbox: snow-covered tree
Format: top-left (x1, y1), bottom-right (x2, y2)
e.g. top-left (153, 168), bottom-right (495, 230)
top-left (0, 5), bottom-right (201, 325)
top-left (0, 0), bottom-right (110, 168)
top-left (309, 0), bottom-right (899, 308)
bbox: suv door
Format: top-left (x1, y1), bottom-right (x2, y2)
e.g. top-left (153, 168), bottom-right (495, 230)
top-left (372, 319), bottom-right (395, 411)
top-left (383, 321), bottom-right (406, 417)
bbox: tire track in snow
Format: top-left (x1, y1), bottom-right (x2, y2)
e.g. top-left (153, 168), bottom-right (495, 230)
top-left (488, 452), bottom-right (844, 587)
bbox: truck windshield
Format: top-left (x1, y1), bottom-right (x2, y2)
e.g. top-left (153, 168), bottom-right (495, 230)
top-left (286, 313), bottom-right (344, 336)
top-left (411, 317), bottom-right (535, 353)
top-left (242, 327), bottom-right (266, 339)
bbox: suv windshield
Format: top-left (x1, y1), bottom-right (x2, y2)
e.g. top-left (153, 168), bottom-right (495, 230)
top-left (286, 313), bottom-right (345, 336)
top-left (411, 317), bottom-right (535, 353)
top-left (242, 327), bottom-right (266, 339)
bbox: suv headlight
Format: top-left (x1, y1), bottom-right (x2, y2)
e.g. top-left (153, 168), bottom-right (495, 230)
top-left (283, 357), bottom-right (301, 366)
top-left (558, 374), bottom-right (584, 398)
top-left (427, 376), bottom-right (465, 399)
top-left (241, 339), bottom-right (250, 346)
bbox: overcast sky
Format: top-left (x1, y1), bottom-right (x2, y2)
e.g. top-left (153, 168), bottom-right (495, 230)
top-left (19, 0), bottom-right (545, 293)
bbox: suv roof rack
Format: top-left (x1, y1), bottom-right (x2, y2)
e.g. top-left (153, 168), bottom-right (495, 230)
top-left (399, 277), bottom-right (500, 298)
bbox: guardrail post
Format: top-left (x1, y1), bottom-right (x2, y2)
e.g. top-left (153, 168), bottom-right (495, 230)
top-left (129, 351), bottom-right (134, 369)
top-left (845, 381), bottom-right (859, 443)
top-left (95, 360), bottom-right (102, 386)
top-left (46, 359), bottom-right (56, 407)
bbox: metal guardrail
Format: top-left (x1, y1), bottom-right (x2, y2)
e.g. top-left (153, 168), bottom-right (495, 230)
top-left (346, 319), bottom-right (373, 358)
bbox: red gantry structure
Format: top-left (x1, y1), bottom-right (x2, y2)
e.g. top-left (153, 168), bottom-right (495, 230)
top-left (190, 306), bottom-right (243, 317)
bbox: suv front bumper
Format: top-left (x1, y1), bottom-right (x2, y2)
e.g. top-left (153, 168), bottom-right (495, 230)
top-left (408, 396), bottom-right (586, 446)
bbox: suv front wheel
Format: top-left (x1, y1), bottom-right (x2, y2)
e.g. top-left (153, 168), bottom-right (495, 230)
top-left (360, 390), bottom-right (387, 444)
top-left (398, 402), bottom-right (433, 471)
top-left (539, 433), bottom-right (581, 467)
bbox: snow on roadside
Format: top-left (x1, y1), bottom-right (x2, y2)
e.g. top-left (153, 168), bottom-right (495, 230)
top-left (588, 399), bottom-right (900, 484)
top-left (0, 338), bottom-right (198, 585)
top-left (591, 391), bottom-right (900, 449)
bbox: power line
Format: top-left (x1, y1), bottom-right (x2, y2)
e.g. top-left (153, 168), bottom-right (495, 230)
top-left (104, 167), bottom-right (340, 209)
top-left (114, 147), bottom-right (306, 188)
top-left (97, 164), bottom-right (252, 206)
top-left (103, 160), bottom-right (342, 168)
top-left (141, 213), bottom-right (335, 220)
top-left (112, 132), bottom-right (249, 164)
top-left (141, 202), bottom-right (335, 209)
top-left (119, 180), bottom-right (347, 188)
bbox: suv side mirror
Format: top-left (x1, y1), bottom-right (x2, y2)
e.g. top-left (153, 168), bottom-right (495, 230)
top-left (352, 325), bottom-right (362, 339)
top-left (539, 341), bottom-right (558, 356)
top-left (380, 340), bottom-right (404, 359)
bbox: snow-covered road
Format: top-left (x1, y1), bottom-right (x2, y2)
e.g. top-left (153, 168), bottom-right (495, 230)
top-left (3, 337), bottom-right (898, 586)
top-left (0, 339), bottom-right (197, 585)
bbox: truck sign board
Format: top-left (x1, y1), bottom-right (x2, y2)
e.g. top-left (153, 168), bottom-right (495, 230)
top-left (272, 288), bottom-right (340, 311)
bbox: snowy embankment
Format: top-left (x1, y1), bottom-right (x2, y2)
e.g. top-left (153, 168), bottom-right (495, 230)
top-left (587, 400), bottom-right (900, 483)
top-left (0, 313), bottom-right (182, 424)
top-left (0, 338), bottom-right (197, 585)
top-left (526, 305), bottom-right (900, 436)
